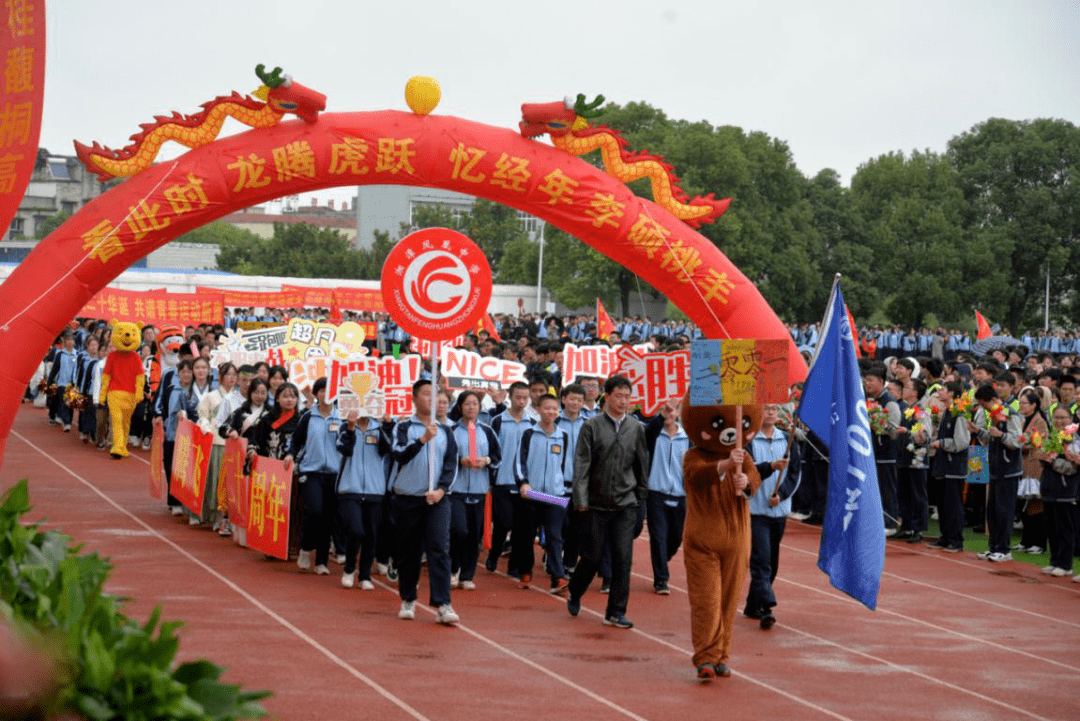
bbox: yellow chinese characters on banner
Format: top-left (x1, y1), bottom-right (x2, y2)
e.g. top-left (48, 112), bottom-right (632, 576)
top-left (0, 0), bottom-right (46, 236)
top-left (689, 339), bottom-right (788, 407)
top-left (80, 288), bottom-right (224, 325)
top-left (246, 456), bottom-right (292, 559)
top-left (169, 418), bottom-right (213, 515)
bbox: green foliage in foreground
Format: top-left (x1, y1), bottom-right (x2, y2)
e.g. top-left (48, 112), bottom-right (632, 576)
top-left (0, 480), bottom-right (270, 720)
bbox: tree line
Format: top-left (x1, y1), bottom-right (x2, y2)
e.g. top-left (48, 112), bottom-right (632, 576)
top-left (168, 106), bottom-right (1079, 331)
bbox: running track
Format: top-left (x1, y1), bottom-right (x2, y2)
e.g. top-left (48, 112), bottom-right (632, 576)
top-left (3, 406), bottom-right (1079, 721)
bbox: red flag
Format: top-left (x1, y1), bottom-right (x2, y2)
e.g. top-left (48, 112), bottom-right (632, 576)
top-left (596, 299), bottom-right (615, 340)
top-left (975, 310), bottom-right (992, 340)
top-left (478, 313), bottom-right (501, 341)
top-left (846, 307), bottom-right (861, 358)
top-left (328, 293), bottom-right (343, 325)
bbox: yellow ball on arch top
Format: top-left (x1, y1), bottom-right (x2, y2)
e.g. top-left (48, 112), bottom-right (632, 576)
top-left (405, 76), bottom-right (441, 115)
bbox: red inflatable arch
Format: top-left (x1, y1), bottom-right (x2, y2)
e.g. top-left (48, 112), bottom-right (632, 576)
top-left (0, 110), bottom-right (806, 466)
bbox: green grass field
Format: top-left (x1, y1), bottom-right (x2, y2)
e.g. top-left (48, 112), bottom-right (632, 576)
top-left (908, 517), bottom-right (1078, 574)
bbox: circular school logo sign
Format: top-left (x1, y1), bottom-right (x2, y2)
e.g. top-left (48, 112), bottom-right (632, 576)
top-left (380, 227), bottom-right (492, 341)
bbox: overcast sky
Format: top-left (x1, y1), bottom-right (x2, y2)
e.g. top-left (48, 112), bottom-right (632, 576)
top-left (37, 0), bottom-right (1079, 208)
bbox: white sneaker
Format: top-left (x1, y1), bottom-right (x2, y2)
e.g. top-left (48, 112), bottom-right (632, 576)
top-left (376, 563), bottom-right (389, 576)
top-left (170, 506), bottom-right (184, 517)
top-left (341, 572), bottom-right (355, 588)
top-left (1041, 565), bottom-right (1058, 575)
top-left (1025, 546), bottom-right (1044, 554)
top-left (461, 580), bottom-right (476, 591)
top-left (884, 528), bottom-right (897, 537)
top-left (63, 424), bottom-right (71, 433)
top-left (297, 549), bottom-right (312, 571)
top-left (436, 604), bottom-right (460, 625)
top-left (788, 511), bottom-right (809, 520)
top-left (128, 435), bottom-right (137, 446)
top-left (398, 600), bottom-right (416, 620)
top-left (975, 551), bottom-right (991, 560)
top-left (188, 516), bottom-right (200, 526)
top-left (450, 571), bottom-right (460, 589)
top-left (1050, 567), bottom-right (1070, 577)
top-left (360, 579), bottom-right (375, 590)
top-left (930, 508), bottom-right (939, 520)
top-left (334, 554), bottom-right (347, 565)
top-left (1010, 543), bottom-right (1026, 551)
top-left (1073, 574), bottom-right (1080, 583)
top-left (141, 438), bottom-right (151, 451)
top-left (987, 552), bottom-right (1012, 563)
top-left (314, 564), bottom-right (330, 575)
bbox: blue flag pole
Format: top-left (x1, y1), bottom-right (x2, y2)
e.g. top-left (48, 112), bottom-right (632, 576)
top-left (796, 274), bottom-right (885, 610)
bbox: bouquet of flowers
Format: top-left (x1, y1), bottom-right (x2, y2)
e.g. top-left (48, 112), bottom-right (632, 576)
top-left (904, 405), bottom-right (928, 435)
top-left (948, 391), bottom-right (975, 420)
top-left (928, 403), bottom-right (943, 427)
top-left (1020, 427), bottom-right (1044, 451)
top-left (866, 399), bottom-right (890, 436)
top-left (63, 385), bottom-right (86, 410)
top-left (987, 403), bottom-right (1009, 426)
top-left (43, 382), bottom-right (58, 398)
top-left (1042, 424), bottom-right (1078, 455)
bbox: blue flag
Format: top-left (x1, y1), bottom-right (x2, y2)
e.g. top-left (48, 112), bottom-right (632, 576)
top-left (798, 282), bottom-right (885, 610)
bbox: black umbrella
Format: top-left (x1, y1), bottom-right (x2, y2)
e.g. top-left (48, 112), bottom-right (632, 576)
top-left (971, 335), bottom-right (1021, 356)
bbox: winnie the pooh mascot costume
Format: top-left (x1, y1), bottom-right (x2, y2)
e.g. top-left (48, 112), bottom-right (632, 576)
top-left (681, 402), bottom-right (762, 680)
top-left (99, 321), bottom-right (145, 459)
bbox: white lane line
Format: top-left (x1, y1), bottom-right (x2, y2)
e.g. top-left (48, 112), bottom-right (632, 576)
top-left (780, 541), bottom-right (1080, 628)
top-left (622, 569), bottom-right (1057, 720)
top-left (17, 432), bottom-right (650, 721)
top-left (495, 571), bottom-right (855, 721)
top-left (14, 431), bottom-right (430, 721)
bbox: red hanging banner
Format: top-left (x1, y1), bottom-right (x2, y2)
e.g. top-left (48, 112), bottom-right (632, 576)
top-left (169, 418), bottom-right (213, 515)
top-left (149, 422), bottom-right (164, 499)
top-left (222, 437), bottom-right (249, 528)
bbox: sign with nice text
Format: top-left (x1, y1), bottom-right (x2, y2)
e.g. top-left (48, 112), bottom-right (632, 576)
top-left (439, 347), bottom-right (527, 391)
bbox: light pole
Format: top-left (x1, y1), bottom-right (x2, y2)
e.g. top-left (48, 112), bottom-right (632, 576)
top-left (535, 220), bottom-right (546, 314)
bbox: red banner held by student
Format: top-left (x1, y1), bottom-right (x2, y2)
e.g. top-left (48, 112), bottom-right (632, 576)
top-left (149, 422), bottom-right (164, 499)
top-left (246, 456), bottom-right (293, 559)
top-left (223, 437), bottom-right (248, 528)
top-left (169, 418), bottom-right (212, 515)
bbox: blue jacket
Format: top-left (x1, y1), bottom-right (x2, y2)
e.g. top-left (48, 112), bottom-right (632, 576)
top-left (556, 412), bottom-right (587, 478)
top-left (646, 423), bottom-right (690, 497)
top-left (490, 412), bottom-right (534, 487)
top-left (288, 405), bottom-right (343, 475)
top-left (749, 428), bottom-right (801, 517)
top-left (164, 385), bottom-right (200, 442)
top-left (336, 419), bottom-right (392, 498)
top-left (515, 425), bottom-right (571, 497)
top-left (391, 416), bottom-right (458, 495)
top-left (48, 348), bottom-right (78, 388)
top-left (451, 420), bottom-right (501, 496)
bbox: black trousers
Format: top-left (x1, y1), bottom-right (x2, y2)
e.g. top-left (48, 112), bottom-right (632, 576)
top-left (746, 515), bottom-right (786, 613)
top-left (987, 474), bottom-right (1019, 554)
top-left (646, 492), bottom-right (685, 586)
top-left (392, 494), bottom-right (452, 607)
top-left (938, 476), bottom-right (965, 548)
top-left (337, 496), bottom-right (383, 577)
top-left (568, 505), bottom-right (638, 619)
top-left (897, 466), bottom-right (928, 533)
top-left (486, 485), bottom-right (520, 573)
top-left (1045, 500), bottom-right (1076, 571)
top-left (450, 495), bottom-right (485, 581)
top-left (877, 462), bottom-right (898, 529)
top-left (299, 471), bottom-right (337, 566)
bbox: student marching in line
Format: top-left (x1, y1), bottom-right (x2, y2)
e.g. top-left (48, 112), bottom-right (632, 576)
top-left (284, 377), bottom-right (343, 576)
top-left (390, 380), bottom-right (460, 624)
top-left (514, 394), bottom-right (572, 593)
top-left (486, 382), bottom-right (534, 577)
top-left (336, 409), bottom-right (393, 590)
top-left (643, 398), bottom-right (690, 596)
top-left (450, 391), bottom-right (500, 590)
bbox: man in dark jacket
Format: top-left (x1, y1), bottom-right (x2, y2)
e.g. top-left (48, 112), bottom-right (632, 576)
top-left (566, 376), bottom-right (648, 629)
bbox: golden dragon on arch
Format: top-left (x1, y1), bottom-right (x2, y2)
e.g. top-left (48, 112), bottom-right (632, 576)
top-left (75, 65), bottom-right (327, 182)
top-left (519, 95), bottom-right (730, 228)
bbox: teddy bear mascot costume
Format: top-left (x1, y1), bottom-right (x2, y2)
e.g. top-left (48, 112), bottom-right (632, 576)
top-left (680, 401), bottom-right (763, 680)
top-left (99, 321), bottom-right (146, 459)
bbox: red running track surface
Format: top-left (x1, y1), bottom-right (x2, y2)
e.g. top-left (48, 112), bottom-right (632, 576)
top-left (3, 405), bottom-right (1079, 721)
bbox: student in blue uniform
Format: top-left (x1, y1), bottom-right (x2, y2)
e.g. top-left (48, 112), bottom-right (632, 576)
top-left (644, 398), bottom-right (690, 596)
top-left (336, 409), bottom-right (393, 590)
top-left (450, 390), bottom-right (500, 590)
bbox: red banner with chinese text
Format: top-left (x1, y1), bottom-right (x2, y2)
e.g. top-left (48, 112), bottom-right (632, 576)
top-left (195, 286), bottom-right (308, 309)
top-left (223, 437), bottom-right (248, 527)
top-left (282, 284), bottom-right (334, 307)
top-left (149, 422), bottom-right (164, 499)
top-left (80, 288), bottom-right (224, 325)
top-left (169, 418), bottom-right (213, 515)
top-left (246, 455), bottom-right (293, 559)
top-left (332, 287), bottom-right (386, 313)
top-left (0, 0), bottom-right (46, 239)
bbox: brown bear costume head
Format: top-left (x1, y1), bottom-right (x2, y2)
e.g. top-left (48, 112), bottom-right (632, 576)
top-left (680, 402), bottom-right (763, 456)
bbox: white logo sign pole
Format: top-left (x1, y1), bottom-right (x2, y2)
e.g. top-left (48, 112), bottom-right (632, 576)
top-left (401, 249), bottom-right (472, 492)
